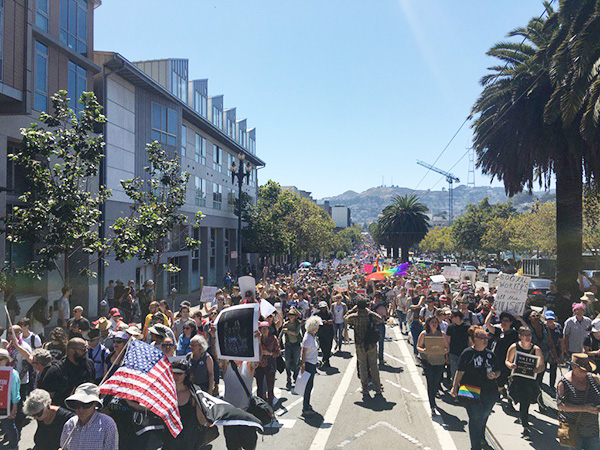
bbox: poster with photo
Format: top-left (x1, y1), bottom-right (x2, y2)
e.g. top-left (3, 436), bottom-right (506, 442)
top-left (215, 304), bottom-right (260, 362)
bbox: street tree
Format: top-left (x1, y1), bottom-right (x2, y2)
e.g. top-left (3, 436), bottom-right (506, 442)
top-left (419, 226), bottom-right (457, 255)
top-left (377, 195), bottom-right (430, 262)
top-left (5, 91), bottom-right (110, 288)
top-left (111, 142), bottom-right (203, 294)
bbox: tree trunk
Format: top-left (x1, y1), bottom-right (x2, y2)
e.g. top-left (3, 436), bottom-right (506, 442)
top-left (555, 151), bottom-right (583, 308)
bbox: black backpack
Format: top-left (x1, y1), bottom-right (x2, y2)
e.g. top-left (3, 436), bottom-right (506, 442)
top-left (364, 314), bottom-right (380, 346)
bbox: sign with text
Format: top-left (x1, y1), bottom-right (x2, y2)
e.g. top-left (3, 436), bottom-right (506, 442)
top-left (461, 271), bottom-right (477, 284)
top-left (215, 303), bottom-right (260, 362)
top-left (340, 275), bottom-right (353, 282)
top-left (238, 276), bottom-right (256, 297)
top-left (0, 367), bottom-right (12, 418)
top-left (495, 274), bottom-right (531, 317)
top-left (424, 336), bottom-right (447, 365)
top-left (200, 286), bottom-right (219, 306)
top-left (334, 280), bottom-right (348, 292)
top-left (430, 282), bottom-right (444, 292)
top-left (512, 351), bottom-right (539, 379)
top-left (355, 288), bottom-right (367, 298)
top-left (430, 275), bottom-right (446, 283)
top-left (442, 266), bottom-right (461, 280)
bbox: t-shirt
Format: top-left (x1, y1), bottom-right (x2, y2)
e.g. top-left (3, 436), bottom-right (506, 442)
top-left (447, 323), bottom-right (470, 356)
top-left (22, 332), bottom-right (42, 350)
top-left (42, 358), bottom-right (96, 407)
top-left (490, 327), bottom-right (518, 363)
top-left (302, 333), bottom-right (319, 364)
top-left (56, 296), bottom-right (70, 323)
top-left (223, 362), bottom-right (252, 410)
top-left (457, 347), bottom-right (500, 395)
top-left (584, 334), bottom-right (600, 366)
top-left (43, 342), bottom-right (66, 361)
top-left (332, 303), bottom-right (346, 324)
top-left (34, 407), bottom-right (74, 450)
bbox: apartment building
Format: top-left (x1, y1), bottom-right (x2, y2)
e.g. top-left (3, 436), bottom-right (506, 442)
top-left (93, 53), bottom-right (264, 298)
top-left (0, 0), bottom-right (102, 314)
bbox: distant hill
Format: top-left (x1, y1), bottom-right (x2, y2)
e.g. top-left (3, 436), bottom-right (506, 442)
top-left (320, 185), bottom-right (555, 225)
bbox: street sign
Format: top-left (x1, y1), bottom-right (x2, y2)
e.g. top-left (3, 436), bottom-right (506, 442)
top-left (231, 250), bottom-right (238, 259)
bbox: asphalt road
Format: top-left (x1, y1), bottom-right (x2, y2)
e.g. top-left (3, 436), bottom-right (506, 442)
top-left (18, 326), bottom-right (488, 450)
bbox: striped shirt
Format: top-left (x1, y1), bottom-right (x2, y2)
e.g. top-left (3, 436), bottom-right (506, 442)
top-left (60, 411), bottom-right (118, 450)
top-left (557, 374), bottom-right (600, 438)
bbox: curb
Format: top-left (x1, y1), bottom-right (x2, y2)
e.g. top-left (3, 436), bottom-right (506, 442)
top-left (485, 426), bottom-right (503, 450)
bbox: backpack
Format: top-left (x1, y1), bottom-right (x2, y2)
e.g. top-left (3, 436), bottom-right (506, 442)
top-left (364, 314), bottom-right (380, 346)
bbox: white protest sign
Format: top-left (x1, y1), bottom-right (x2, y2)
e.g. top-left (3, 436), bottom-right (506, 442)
top-left (341, 275), bottom-right (353, 282)
top-left (430, 282), bottom-right (444, 292)
top-left (461, 271), bottom-right (477, 284)
top-left (318, 262), bottom-right (328, 270)
top-left (238, 276), bottom-right (256, 297)
top-left (488, 273), bottom-right (499, 288)
top-left (260, 299), bottom-right (277, 318)
top-left (215, 303), bottom-right (260, 362)
top-left (495, 274), bottom-right (531, 317)
top-left (442, 266), bottom-right (461, 280)
top-left (334, 280), bottom-right (349, 292)
top-left (332, 259), bottom-right (341, 269)
top-left (430, 275), bottom-right (446, 283)
top-left (200, 286), bottom-right (219, 305)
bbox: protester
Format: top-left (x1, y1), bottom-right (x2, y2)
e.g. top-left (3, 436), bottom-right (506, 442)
top-left (67, 306), bottom-right (91, 339)
top-left (103, 280), bottom-right (116, 309)
top-left (84, 328), bottom-right (110, 384)
top-left (557, 353), bottom-right (600, 449)
top-left (280, 307), bottom-right (303, 391)
top-left (61, 383), bottom-right (118, 450)
top-left (173, 304), bottom-right (192, 339)
top-left (446, 309), bottom-right (470, 384)
top-left (25, 298), bottom-right (53, 340)
top-left (451, 326), bottom-right (501, 450)
top-left (485, 309), bottom-right (518, 403)
top-left (0, 348), bottom-right (20, 450)
top-left (300, 315), bottom-right (321, 416)
top-left (331, 295), bottom-right (348, 352)
top-left (31, 349), bottom-right (53, 390)
top-left (564, 303), bottom-right (593, 357)
top-left (138, 280), bottom-right (156, 319)
top-left (161, 336), bottom-right (176, 357)
top-left (42, 327), bottom-right (68, 361)
top-left (186, 335), bottom-right (215, 394)
top-left (23, 388), bottom-right (74, 450)
top-left (505, 326), bottom-right (545, 436)
top-left (546, 310), bottom-right (564, 388)
top-left (584, 318), bottom-right (600, 372)
top-left (345, 299), bottom-right (384, 400)
top-left (56, 287), bottom-right (71, 329)
top-left (316, 301), bottom-right (334, 368)
top-left (417, 315), bottom-right (448, 416)
top-left (176, 320), bottom-right (197, 356)
top-left (255, 321), bottom-right (280, 406)
top-left (41, 338), bottom-right (95, 407)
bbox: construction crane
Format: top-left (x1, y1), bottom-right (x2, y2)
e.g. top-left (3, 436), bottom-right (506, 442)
top-left (416, 160), bottom-right (460, 225)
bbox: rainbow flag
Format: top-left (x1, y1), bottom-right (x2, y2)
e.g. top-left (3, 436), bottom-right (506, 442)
top-left (458, 385), bottom-right (481, 401)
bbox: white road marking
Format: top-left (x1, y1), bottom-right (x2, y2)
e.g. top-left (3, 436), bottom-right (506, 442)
top-left (309, 354), bottom-right (357, 450)
top-left (384, 379), bottom-right (422, 399)
top-left (392, 326), bottom-right (458, 450)
top-left (330, 421), bottom-right (431, 449)
top-left (385, 379), bottom-right (401, 389)
top-left (271, 419), bottom-right (297, 429)
top-left (383, 352), bottom-right (406, 365)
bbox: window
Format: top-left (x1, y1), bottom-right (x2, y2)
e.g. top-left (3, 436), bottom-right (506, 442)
top-left (192, 228), bottom-right (200, 272)
top-left (68, 61), bottom-right (87, 112)
top-left (194, 91), bottom-right (207, 117)
top-left (227, 119), bottom-right (235, 139)
top-left (213, 145), bottom-right (222, 172)
top-left (36, 0), bottom-right (49, 32)
top-left (213, 184), bottom-right (222, 210)
top-left (181, 125), bottom-right (187, 157)
top-left (249, 138), bottom-right (256, 154)
top-left (210, 229), bottom-right (216, 268)
top-left (60, 0), bottom-right (88, 55)
top-left (170, 69), bottom-right (187, 102)
top-left (227, 189), bottom-right (236, 213)
top-left (194, 134), bottom-right (206, 165)
top-left (151, 102), bottom-right (177, 146)
top-left (194, 176), bottom-right (206, 207)
top-left (224, 230), bottom-right (230, 266)
top-left (239, 130), bottom-right (247, 147)
top-left (34, 42), bottom-right (48, 112)
top-left (168, 257), bottom-right (181, 292)
top-left (212, 106), bottom-right (222, 129)
top-left (226, 153), bottom-right (235, 175)
top-left (0, 0), bottom-right (4, 81)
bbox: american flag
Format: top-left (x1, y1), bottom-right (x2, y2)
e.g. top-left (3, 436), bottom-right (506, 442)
top-left (99, 339), bottom-right (183, 437)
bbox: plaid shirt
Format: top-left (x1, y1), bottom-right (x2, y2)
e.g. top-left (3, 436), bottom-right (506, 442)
top-left (345, 309), bottom-right (383, 348)
top-left (60, 411), bottom-right (118, 450)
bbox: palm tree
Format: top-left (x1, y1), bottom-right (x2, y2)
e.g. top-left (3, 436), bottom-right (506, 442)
top-left (377, 195), bottom-right (430, 262)
top-left (472, 3), bottom-right (589, 293)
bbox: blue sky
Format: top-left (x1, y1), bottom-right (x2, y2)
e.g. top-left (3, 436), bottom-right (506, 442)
top-left (95, 0), bottom-right (548, 199)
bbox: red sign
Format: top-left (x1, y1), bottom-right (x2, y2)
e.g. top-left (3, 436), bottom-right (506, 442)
top-left (355, 288), bottom-right (367, 298)
top-left (0, 367), bottom-right (12, 418)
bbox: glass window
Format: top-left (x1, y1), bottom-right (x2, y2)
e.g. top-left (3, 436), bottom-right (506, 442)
top-left (170, 69), bottom-right (187, 102)
top-left (194, 176), bottom-right (206, 207)
top-left (194, 91), bottom-right (207, 117)
top-left (212, 106), bottom-right (222, 129)
top-left (213, 145), bottom-right (222, 172)
top-left (60, 0), bottom-right (88, 55)
top-left (240, 130), bottom-right (247, 147)
top-left (194, 134), bottom-right (206, 165)
top-left (151, 102), bottom-right (178, 145)
top-left (34, 41), bottom-right (48, 112)
top-left (249, 138), bottom-right (256, 154)
top-left (213, 184), bottom-right (222, 210)
top-left (227, 119), bottom-right (235, 139)
top-left (36, 0), bottom-right (49, 31)
top-left (227, 189), bottom-right (236, 213)
top-left (68, 61), bottom-right (87, 112)
top-left (181, 125), bottom-right (187, 157)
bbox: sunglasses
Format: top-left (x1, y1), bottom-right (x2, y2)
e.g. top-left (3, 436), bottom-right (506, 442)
top-left (113, 339), bottom-right (126, 344)
top-left (70, 401), bottom-right (95, 410)
top-left (162, 343), bottom-right (174, 348)
top-left (183, 327), bottom-right (191, 330)
top-left (30, 408), bottom-right (46, 418)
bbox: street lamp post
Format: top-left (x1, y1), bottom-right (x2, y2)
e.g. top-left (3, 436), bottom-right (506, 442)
top-left (230, 153), bottom-right (252, 278)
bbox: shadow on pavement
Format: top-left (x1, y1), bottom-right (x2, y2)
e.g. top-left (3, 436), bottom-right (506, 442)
top-left (436, 406), bottom-right (467, 432)
top-left (379, 364), bottom-right (403, 374)
top-left (334, 350), bottom-right (353, 359)
top-left (301, 412), bottom-right (325, 428)
top-left (319, 366), bottom-right (340, 375)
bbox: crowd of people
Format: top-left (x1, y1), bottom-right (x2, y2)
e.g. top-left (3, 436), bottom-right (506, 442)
top-left (2, 251), bottom-right (600, 450)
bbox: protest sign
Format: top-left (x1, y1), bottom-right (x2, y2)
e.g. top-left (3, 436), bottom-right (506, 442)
top-left (488, 273), bottom-right (499, 288)
top-left (430, 275), bottom-right (446, 283)
top-left (430, 282), bottom-right (444, 292)
top-left (334, 280), bottom-right (348, 292)
top-left (318, 261), bottom-right (328, 270)
top-left (215, 303), bottom-right (260, 362)
top-left (424, 336), bottom-right (446, 365)
top-left (461, 271), bottom-right (477, 284)
top-left (332, 259), bottom-right (341, 269)
top-left (0, 367), bottom-right (12, 418)
top-left (355, 288), bottom-right (367, 298)
top-left (238, 276), bottom-right (256, 297)
top-left (260, 299), bottom-right (277, 318)
top-left (495, 274), bottom-right (531, 317)
top-left (340, 275), bottom-right (353, 282)
top-left (512, 351), bottom-right (540, 379)
top-left (200, 286), bottom-right (219, 305)
top-left (442, 266), bottom-right (461, 280)
top-left (363, 264), bottom-right (374, 274)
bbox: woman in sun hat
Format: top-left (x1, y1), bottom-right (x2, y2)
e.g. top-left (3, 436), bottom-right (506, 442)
top-left (557, 354), bottom-right (600, 449)
top-left (279, 307), bottom-right (303, 391)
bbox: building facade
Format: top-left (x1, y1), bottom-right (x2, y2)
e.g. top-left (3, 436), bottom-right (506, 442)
top-left (331, 205), bottom-right (351, 229)
top-left (0, 0), bottom-right (102, 315)
top-left (93, 53), bottom-right (264, 299)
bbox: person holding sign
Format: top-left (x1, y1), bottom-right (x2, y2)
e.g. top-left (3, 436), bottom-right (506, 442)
top-left (416, 316), bottom-right (448, 417)
top-left (505, 327), bottom-right (545, 437)
top-left (0, 349), bottom-right (20, 450)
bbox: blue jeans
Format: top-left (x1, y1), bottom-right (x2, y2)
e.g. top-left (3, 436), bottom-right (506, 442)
top-left (333, 323), bottom-right (344, 350)
top-left (424, 363), bottom-right (444, 408)
top-left (285, 342), bottom-right (301, 383)
top-left (377, 323), bottom-right (386, 362)
top-left (0, 418), bottom-right (18, 449)
top-left (569, 436), bottom-right (600, 450)
top-left (410, 321), bottom-right (423, 355)
top-left (303, 362), bottom-right (317, 412)
top-left (396, 309), bottom-right (407, 332)
top-left (464, 392), bottom-right (498, 450)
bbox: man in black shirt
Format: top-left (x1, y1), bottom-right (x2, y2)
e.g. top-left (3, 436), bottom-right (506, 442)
top-left (446, 310), bottom-right (470, 383)
top-left (41, 338), bottom-right (95, 407)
